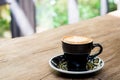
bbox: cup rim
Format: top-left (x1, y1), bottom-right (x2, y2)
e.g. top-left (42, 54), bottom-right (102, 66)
top-left (61, 36), bottom-right (93, 45)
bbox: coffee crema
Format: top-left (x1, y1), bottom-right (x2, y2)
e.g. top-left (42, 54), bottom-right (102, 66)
top-left (62, 36), bottom-right (93, 44)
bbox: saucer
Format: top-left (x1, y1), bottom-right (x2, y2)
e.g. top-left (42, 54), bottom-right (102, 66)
top-left (49, 54), bottom-right (104, 74)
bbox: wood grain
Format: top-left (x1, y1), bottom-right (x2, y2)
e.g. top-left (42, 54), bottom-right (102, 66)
top-left (0, 11), bottom-right (120, 80)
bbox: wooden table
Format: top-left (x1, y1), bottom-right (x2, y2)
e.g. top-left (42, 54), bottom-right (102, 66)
top-left (0, 11), bottom-right (120, 80)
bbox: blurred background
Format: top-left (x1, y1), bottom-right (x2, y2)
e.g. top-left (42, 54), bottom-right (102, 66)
top-left (0, 0), bottom-right (117, 38)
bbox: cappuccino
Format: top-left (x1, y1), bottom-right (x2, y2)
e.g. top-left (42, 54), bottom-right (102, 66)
top-left (62, 36), bottom-right (92, 44)
top-left (62, 35), bottom-right (103, 71)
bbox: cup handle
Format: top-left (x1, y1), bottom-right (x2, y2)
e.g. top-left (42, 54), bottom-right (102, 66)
top-left (88, 43), bottom-right (103, 60)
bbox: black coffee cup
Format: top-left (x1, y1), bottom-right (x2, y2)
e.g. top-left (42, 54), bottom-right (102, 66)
top-left (62, 36), bottom-right (103, 71)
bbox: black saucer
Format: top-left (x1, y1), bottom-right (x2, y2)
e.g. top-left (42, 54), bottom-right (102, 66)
top-left (49, 54), bottom-right (104, 74)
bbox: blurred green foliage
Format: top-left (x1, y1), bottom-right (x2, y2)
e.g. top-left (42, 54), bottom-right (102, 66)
top-left (52, 0), bottom-right (116, 28)
top-left (52, 0), bottom-right (68, 28)
top-left (109, 0), bottom-right (117, 11)
top-left (78, 0), bottom-right (100, 20)
top-left (0, 0), bottom-right (117, 37)
top-left (0, 5), bottom-right (10, 37)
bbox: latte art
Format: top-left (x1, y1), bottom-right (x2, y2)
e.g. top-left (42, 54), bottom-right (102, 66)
top-left (62, 36), bottom-right (92, 44)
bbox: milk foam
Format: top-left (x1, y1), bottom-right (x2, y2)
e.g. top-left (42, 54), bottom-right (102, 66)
top-left (62, 36), bottom-right (92, 44)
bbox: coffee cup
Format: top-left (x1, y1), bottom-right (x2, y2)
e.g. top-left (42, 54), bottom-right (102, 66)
top-left (62, 36), bottom-right (103, 71)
